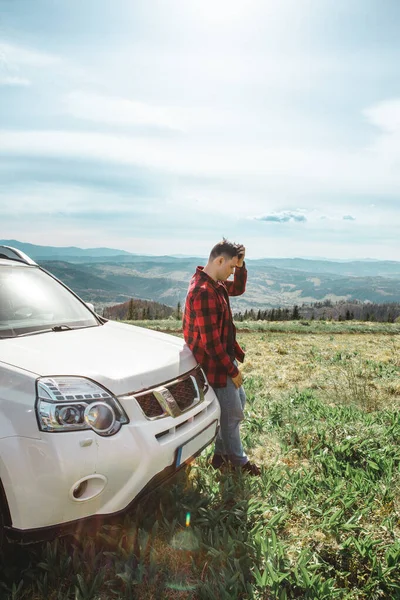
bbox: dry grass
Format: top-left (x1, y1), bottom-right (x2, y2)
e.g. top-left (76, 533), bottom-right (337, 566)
top-left (239, 331), bottom-right (400, 411)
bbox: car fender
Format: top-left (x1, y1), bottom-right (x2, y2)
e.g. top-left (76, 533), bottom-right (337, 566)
top-left (0, 362), bottom-right (40, 440)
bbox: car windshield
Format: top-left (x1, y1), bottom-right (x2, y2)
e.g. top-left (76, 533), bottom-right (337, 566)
top-left (0, 264), bottom-right (99, 337)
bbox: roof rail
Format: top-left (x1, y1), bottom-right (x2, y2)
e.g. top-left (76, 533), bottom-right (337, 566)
top-left (0, 246), bottom-right (38, 266)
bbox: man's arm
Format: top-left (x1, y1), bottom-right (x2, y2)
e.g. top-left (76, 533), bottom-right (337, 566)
top-left (192, 290), bottom-right (239, 379)
top-left (225, 262), bottom-right (247, 296)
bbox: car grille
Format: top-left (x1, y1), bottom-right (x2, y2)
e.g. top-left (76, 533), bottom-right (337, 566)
top-left (134, 365), bottom-right (208, 419)
top-left (135, 391), bottom-right (165, 418)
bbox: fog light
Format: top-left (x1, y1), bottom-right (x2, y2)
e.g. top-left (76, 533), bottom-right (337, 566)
top-left (69, 475), bottom-right (107, 502)
top-left (84, 402), bottom-right (115, 434)
top-left (73, 480), bottom-right (88, 499)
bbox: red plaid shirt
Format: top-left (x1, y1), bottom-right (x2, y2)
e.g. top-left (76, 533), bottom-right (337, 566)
top-left (183, 264), bottom-right (247, 388)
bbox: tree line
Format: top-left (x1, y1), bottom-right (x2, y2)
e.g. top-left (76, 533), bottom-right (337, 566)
top-left (103, 298), bottom-right (400, 323)
top-left (103, 298), bottom-right (175, 321)
top-left (233, 300), bottom-right (400, 323)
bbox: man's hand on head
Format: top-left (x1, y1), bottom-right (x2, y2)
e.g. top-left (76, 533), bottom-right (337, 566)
top-left (236, 245), bottom-right (246, 268)
top-left (232, 371), bottom-right (243, 388)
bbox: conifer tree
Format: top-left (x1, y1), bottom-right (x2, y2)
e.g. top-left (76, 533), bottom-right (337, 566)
top-left (127, 298), bottom-right (134, 320)
top-left (291, 305), bottom-right (300, 320)
top-left (175, 301), bottom-right (182, 320)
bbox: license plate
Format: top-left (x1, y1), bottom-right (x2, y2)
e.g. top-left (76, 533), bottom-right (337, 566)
top-left (175, 420), bottom-right (218, 467)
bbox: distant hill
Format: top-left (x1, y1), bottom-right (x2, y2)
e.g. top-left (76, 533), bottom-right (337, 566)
top-left (3, 240), bottom-right (400, 310)
top-left (0, 239), bottom-right (134, 259)
top-left (252, 258), bottom-right (400, 278)
top-left (38, 258), bottom-right (400, 311)
top-left (5, 239), bottom-right (400, 277)
top-left (39, 260), bottom-right (188, 306)
top-left (40, 261), bottom-right (131, 299)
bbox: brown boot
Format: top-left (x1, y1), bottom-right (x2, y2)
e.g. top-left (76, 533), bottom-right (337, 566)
top-left (240, 461), bottom-right (261, 476)
top-left (211, 454), bottom-right (228, 469)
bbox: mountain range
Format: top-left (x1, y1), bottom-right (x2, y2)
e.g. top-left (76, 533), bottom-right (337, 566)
top-left (2, 239), bottom-right (400, 310)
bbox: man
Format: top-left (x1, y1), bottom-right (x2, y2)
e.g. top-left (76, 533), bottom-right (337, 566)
top-left (183, 239), bottom-right (261, 476)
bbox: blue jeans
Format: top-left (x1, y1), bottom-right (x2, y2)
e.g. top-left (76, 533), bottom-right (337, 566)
top-left (214, 373), bottom-right (248, 466)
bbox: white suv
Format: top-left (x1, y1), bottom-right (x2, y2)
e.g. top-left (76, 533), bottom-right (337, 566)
top-left (0, 246), bottom-right (219, 547)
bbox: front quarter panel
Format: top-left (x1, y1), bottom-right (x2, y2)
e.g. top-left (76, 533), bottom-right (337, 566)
top-left (0, 362), bottom-right (40, 440)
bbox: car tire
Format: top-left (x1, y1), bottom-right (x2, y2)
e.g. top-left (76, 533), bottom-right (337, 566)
top-left (0, 508), bottom-right (5, 560)
top-left (0, 482), bottom-right (10, 561)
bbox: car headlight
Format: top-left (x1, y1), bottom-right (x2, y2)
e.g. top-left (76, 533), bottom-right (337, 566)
top-left (36, 377), bottom-right (129, 436)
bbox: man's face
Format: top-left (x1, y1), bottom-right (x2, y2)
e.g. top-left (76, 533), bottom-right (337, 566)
top-left (216, 255), bottom-right (239, 281)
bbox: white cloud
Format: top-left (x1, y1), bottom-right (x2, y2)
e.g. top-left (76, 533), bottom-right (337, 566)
top-left (0, 75), bottom-right (30, 86)
top-left (364, 99), bottom-right (400, 134)
top-left (0, 128), bottom-right (357, 177)
top-left (0, 42), bottom-right (60, 68)
top-left (0, 41), bottom-right (60, 89)
top-left (254, 211), bottom-right (307, 223)
top-left (362, 99), bottom-right (400, 188)
top-left (254, 210), bottom-right (361, 225)
top-left (65, 91), bottom-right (183, 130)
top-left (1, 95), bottom-right (400, 223)
top-left (0, 41), bottom-right (88, 91)
top-left (64, 90), bottom-right (250, 135)
top-left (0, 123), bottom-right (399, 200)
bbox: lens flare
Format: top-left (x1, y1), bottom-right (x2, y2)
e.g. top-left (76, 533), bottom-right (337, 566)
top-left (186, 512), bottom-right (191, 527)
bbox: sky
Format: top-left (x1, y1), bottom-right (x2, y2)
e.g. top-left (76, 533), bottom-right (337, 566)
top-left (0, 0), bottom-right (399, 260)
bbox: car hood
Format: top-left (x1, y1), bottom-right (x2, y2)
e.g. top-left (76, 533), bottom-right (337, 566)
top-left (0, 321), bottom-right (196, 395)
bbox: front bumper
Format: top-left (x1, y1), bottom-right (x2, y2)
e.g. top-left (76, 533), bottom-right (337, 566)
top-left (0, 388), bottom-right (220, 535)
top-left (5, 421), bottom-right (218, 544)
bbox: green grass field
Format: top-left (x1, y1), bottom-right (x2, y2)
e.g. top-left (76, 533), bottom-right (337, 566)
top-left (1, 323), bottom-right (399, 599)
top-left (124, 319), bottom-right (400, 336)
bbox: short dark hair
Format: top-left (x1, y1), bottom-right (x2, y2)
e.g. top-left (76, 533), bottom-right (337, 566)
top-left (209, 238), bottom-right (241, 261)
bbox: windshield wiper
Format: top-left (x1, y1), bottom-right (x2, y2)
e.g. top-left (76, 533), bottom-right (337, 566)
top-left (0, 324), bottom-right (98, 339)
top-left (51, 324), bottom-right (73, 332)
top-left (15, 325), bottom-right (73, 337)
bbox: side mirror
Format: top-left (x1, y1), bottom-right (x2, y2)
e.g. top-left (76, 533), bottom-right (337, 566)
top-left (86, 302), bottom-right (95, 312)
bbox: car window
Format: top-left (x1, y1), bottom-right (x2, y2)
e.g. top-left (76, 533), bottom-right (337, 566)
top-left (0, 265), bottom-right (99, 337)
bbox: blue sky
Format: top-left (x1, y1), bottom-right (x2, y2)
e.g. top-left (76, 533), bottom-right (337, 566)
top-left (0, 0), bottom-right (399, 259)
